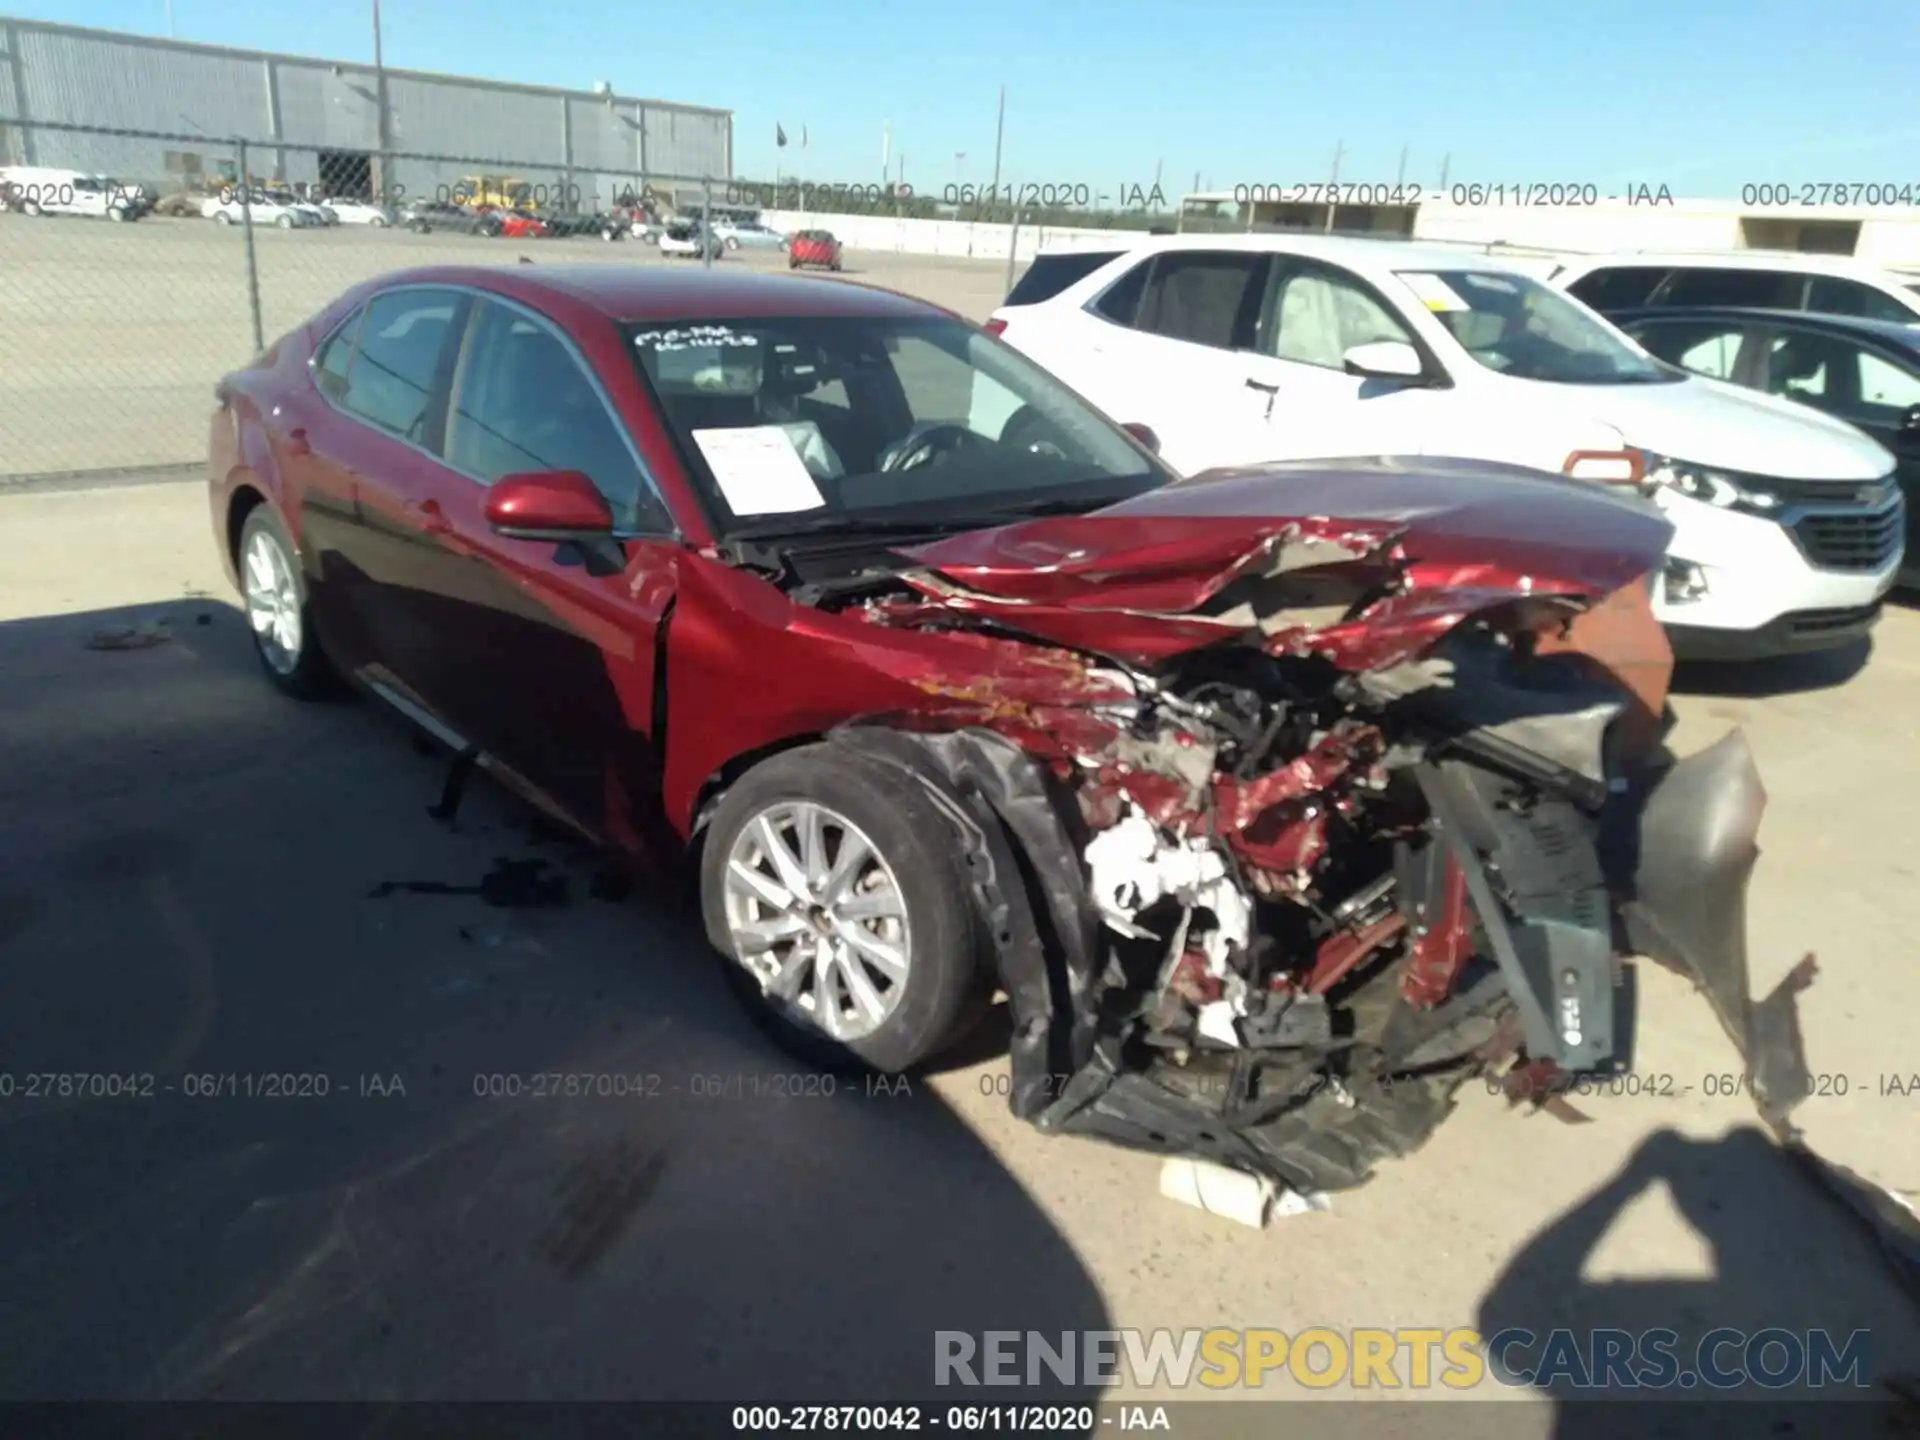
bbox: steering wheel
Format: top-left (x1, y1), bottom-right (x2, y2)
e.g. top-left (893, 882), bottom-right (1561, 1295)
top-left (998, 405), bottom-right (1073, 459)
top-left (878, 423), bottom-right (980, 473)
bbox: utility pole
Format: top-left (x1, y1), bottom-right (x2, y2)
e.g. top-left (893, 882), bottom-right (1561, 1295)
top-left (1396, 144), bottom-right (1408, 188)
top-left (1325, 138), bottom-right (1343, 232)
top-left (1439, 152), bottom-right (1451, 190)
top-left (372, 0), bottom-right (393, 205)
top-left (988, 85), bottom-right (1005, 212)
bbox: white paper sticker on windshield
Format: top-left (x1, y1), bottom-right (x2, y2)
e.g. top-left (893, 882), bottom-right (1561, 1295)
top-left (1399, 273), bottom-right (1469, 312)
top-left (692, 426), bottom-right (826, 514)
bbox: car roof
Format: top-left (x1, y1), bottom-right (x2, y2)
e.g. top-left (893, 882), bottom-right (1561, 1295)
top-left (1609, 305), bottom-right (1920, 352)
top-left (1553, 250), bottom-right (1912, 283)
top-left (358, 263), bottom-right (946, 323)
top-left (1032, 231), bottom-right (1540, 279)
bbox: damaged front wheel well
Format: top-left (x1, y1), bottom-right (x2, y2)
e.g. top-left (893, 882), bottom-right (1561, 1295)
top-left (688, 732), bottom-right (831, 853)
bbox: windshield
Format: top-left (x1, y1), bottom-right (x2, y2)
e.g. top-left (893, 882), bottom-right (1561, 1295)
top-left (628, 314), bottom-right (1164, 532)
top-left (1397, 269), bottom-right (1679, 384)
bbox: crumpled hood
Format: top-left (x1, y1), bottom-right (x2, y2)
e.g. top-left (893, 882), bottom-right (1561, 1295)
top-left (895, 457), bottom-right (1675, 668)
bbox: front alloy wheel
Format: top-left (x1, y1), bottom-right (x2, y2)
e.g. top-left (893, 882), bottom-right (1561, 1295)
top-left (723, 801), bottom-right (912, 1044)
top-left (701, 745), bottom-right (986, 1073)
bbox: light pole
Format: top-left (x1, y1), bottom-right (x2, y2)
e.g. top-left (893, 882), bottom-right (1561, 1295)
top-left (372, 0), bottom-right (394, 206)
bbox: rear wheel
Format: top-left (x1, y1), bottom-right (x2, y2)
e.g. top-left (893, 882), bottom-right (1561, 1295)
top-left (22, 199), bottom-right (42, 216)
top-left (237, 506), bottom-right (338, 700)
top-left (108, 205), bottom-right (127, 222)
top-left (276, 213), bottom-right (293, 229)
top-left (215, 210), bottom-right (233, 225)
top-left (700, 745), bottom-right (986, 1074)
top-left (369, 215), bottom-right (389, 228)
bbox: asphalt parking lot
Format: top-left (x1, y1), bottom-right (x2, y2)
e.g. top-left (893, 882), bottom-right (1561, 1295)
top-left (1, 215), bottom-right (1918, 1421)
top-left (0, 214), bottom-right (1012, 476)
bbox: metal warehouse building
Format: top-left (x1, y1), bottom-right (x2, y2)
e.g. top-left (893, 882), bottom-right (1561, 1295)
top-left (0, 16), bottom-right (733, 208)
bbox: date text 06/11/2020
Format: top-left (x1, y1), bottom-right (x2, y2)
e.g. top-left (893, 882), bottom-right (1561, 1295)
top-left (1228, 182), bottom-right (1676, 207)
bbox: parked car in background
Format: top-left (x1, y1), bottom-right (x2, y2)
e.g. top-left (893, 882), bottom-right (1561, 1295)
top-left (203, 263), bottom-right (1785, 1199)
top-left (659, 220), bottom-right (723, 259)
top-left (400, 200), bottom-right (503, 237)
top-left (319, 196), bottom-right (393, 226)
top-left (203, 188), bottom-right (322, 228)
top-left (1616, 305), bottom-right (1918, 587)
top-left (489, 208), bottom-right (551, 240)
top-left (0, 166), bottom-right (147, 221)
top-left (524, 206), bottom-right (625, 241)
top-left (788, 229), bottom-right (843, 271)
top-left (1551, 251), bottom-right (1920, 326)
top-left (990, 234), bottom-right (1903, 659)
top-left (711, 217), bottom-right (788, 252)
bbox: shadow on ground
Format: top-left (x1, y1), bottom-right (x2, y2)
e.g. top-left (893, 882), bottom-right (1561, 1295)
top-left (1476, 1127), bottom-right (1920, 1438)
top-left (1671, 637), bottom-right (1871, 699)
top-left (0, 598), bottom-right (1109, 1403)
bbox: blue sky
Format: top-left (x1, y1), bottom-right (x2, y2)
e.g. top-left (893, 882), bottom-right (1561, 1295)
top-left (16, 0), bottom-right (1920, 198)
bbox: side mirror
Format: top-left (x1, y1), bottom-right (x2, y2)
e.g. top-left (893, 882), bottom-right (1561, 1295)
top-left (1901, 403), bottom-right (1920, 436)
top-left (484, 470), bottom-right (615, 539)
top-left (1121, 422), bottom-right (1161, 454)
top-left (1342, 340), bottom-right (1427, 382)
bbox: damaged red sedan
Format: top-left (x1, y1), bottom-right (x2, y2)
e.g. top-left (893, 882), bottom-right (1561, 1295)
top-left (208, 265), bottom-right (1803, 1194)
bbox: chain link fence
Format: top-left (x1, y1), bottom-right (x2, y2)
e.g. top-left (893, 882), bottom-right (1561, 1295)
top-left (0, 119), bottom-right (764, 478)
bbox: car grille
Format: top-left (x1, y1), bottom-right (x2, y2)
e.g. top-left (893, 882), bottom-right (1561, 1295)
top-left (1790, 500), bottom-right (1904, 571)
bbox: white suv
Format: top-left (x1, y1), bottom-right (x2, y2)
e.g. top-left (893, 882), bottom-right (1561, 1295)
top-left (988, 234), bottom-right (1904, 660)
top-left (1550, 250), bottom-right (1920, 326)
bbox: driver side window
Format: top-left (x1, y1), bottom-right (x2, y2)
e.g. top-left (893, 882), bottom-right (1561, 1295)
top-left (1260, 263), bottom-right (1413, 369)
top-left (446, 299), bottom-right (670, 532)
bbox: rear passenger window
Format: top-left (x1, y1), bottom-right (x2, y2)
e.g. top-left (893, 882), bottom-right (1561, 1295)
top-left (1004, 251), bottom-right (1123, 306)
top-left (1091, 260), bottom-right (1149, 325)
top-left (1807, 278), bottom-right (1915, 325)
top-left (1659, 268), bottom-right (1804, 308)
top-left (1629, 320), bottom-right (1750, 379)
top-left (1134, 252), bottom-right (1266, 350)
top-left (1565, 266), bottom-right (1670, 312)
top-left (338, 289), bottom-right (461, 441)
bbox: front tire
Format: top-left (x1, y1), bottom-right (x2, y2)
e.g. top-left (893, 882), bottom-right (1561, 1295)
top-left (277, 214), bottom-right (293, 229)
top-left (700, 745), bottom-right (985, 1074)
top-left (369, 215), bottom-right (389, 228)
top-left (237, 506), bottom-right (337, 699)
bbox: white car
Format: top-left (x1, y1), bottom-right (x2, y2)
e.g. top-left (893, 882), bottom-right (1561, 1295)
top-left (658, 225), bottom-right (724, 259)
top-left (711, 218), bottom-right (787, 252)
top-left (315, 197), bottom-right (392, 226)
top-left (1550, 249), bottom-right (1920, 327)
top-left (0, 166), bottom-right (145, 221)
top-left (201, 190), bottom-right (321, 228)
top-left (989, 234), bottom-right (1904, 660)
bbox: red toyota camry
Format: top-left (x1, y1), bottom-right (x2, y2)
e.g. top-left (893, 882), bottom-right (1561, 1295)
top-left (207, 263), bottom-right (1778, 1195)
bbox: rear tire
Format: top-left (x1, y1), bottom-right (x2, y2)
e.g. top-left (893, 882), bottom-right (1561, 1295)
top-left (215, 210), bottom-right (233, 225)
top-left (108, 206), bottom-right (126, 222)
top-left (700, 744), bottom-right (986, 1075)
top-left (277, 214), bottom-right (293, 229)
top-left (236, 506), bottom-right (339, 700)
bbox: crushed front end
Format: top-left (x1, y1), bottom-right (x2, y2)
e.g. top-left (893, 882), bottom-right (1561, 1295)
top-left (834, 463), bottom-right (1804, 1194)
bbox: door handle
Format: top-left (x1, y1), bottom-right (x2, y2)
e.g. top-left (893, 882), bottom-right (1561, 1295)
top-left (408, 498), bottom-right (452, 534)
top-left (1244, 376), bottom-right (1279, 419)
top-left (284, 427), bottom-right (311, 456)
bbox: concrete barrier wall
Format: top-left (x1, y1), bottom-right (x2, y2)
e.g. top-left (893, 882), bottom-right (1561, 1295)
top-left (761, 201), bottom-right (1920, 270)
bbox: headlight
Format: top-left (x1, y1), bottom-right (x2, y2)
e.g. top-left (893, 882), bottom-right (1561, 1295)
top-left (1639, 451), bottom-right (1781, 513)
